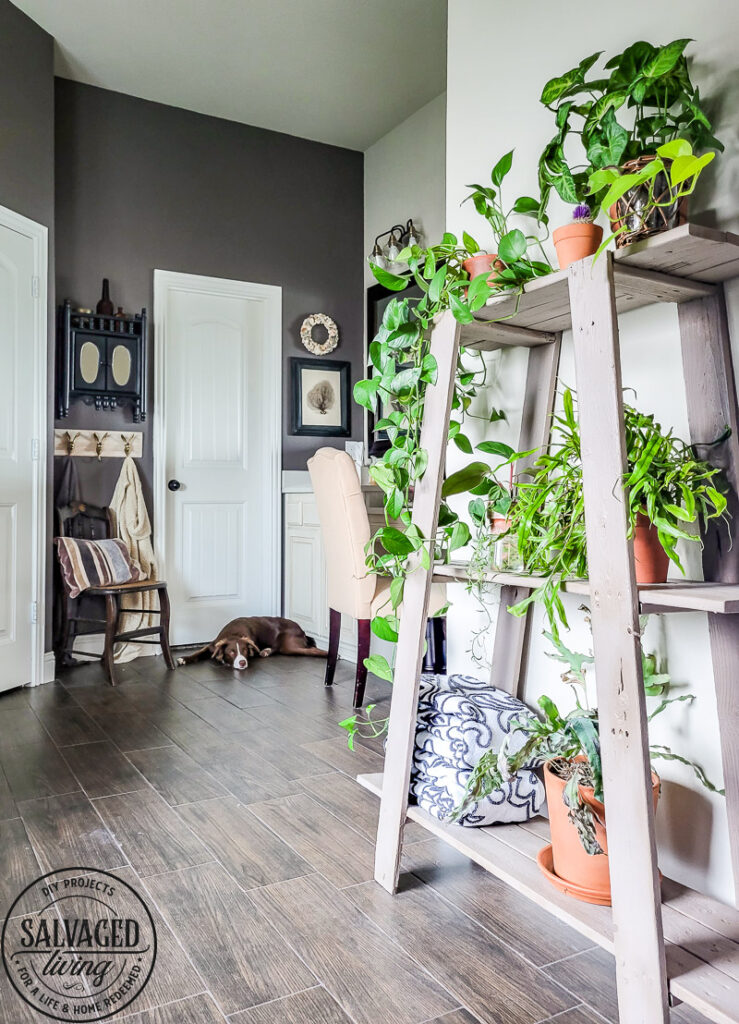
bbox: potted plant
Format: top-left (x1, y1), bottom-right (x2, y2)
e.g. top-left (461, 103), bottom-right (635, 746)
top-left (552, 203), bottom-right (603, 271)
top-left (453, 625), bottom-right (723, 905)
top-left (538, 39), bottom-right (723, 257)
top-left (463, 150), bottom-right (552, 293)
top-left (446, 388), bottom-right (728, 638)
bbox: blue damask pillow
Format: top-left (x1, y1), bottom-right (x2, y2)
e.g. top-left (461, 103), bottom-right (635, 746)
top-left (411, 673), bottom-right (544, 827)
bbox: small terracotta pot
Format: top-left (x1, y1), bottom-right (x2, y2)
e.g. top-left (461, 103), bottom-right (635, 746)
top-left (463, 253), bottom-right (505, 286)
top-left (489, 515), bottom-right (512, 535)
top-left (633, 513), bottom-right (670, 585)
top-left (542, 757), bottom-right (660, 905)
top-left (552, 222), bottom-right (603, 271)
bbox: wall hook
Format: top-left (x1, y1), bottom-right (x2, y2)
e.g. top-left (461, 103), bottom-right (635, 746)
top-left (65, 431), bottom-right (81, 456)
top-left (93, 432), bottom-right (110, 461)
top-left (121, 433), bottom-right (134, 458)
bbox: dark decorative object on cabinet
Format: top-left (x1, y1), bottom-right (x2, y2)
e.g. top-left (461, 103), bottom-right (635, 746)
top-left (57, 299), bottom-right (148, 421)
top-left (96, 277), bottom-right (114, 315)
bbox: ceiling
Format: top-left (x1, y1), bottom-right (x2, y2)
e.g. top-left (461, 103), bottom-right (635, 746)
top-left (13, 0), bottom-right (447, 151)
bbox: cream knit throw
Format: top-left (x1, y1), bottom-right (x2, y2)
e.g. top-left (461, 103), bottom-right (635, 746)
top-left (110, 457), bottom-right (158, 663)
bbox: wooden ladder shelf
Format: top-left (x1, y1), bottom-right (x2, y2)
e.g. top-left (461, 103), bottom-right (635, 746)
top-left (365, 223), bottom-right (739, 1024)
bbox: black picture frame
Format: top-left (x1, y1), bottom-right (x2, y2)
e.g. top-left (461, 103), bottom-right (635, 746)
top-left (290, 357), bottom-right (351, 437)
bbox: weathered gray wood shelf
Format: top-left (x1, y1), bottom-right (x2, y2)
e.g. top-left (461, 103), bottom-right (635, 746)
top-left (359, 772), bottom-right (739, 1024)
top-left (434, 562), bottom-right (739, 614)
top-left (370, 223), bottom-right (739, 1024)
top-left (460, 224), bottom-right (739, 350)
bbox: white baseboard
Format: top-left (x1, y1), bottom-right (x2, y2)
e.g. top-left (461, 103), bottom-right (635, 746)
top-left (313, 633), bottom-right (357, 663)
top-left (43, 652), bottom-right (56, 684)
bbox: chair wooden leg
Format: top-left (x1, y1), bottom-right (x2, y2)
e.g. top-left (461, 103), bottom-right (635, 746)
top-left (354, 618), bottom-right (371, 708)
top-left (103, 594), bottom-right (119, 686)
top-left (325, 608), bottom-right (340, 686)
top-left (158, 586), bottom-right (177, 671)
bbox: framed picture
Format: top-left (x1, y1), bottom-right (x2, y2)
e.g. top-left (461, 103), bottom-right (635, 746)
top-left (290, 357), bottom-right (351, 437)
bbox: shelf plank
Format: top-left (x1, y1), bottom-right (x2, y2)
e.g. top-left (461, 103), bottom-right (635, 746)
top-left (358, 773), bottom-right (739, 1024)
top-left (432, 562), bottom-right (739, 614)
top-left (461, 224), bottom-right (739, 348)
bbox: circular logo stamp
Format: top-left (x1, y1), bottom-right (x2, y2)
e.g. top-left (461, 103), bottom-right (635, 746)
top-left (2, 868), bottom-right (157, 1022)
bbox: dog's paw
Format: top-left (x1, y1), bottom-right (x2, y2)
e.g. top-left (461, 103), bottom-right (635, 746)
top-left (259, 648), bottom-right (272, 658)
top-left (176, 657), bottom-right (185, 666)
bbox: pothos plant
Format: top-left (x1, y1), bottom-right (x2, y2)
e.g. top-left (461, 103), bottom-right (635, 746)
top-left (538, 39), bottom-right (723, 218)
top-left (453, 620), bottom-right (723, 854)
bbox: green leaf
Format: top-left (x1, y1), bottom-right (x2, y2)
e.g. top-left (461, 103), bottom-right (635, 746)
top-left (511, 195), bottom-right (541, 217)
top-left (387, 487), bottom-right (404, 520)
top-left (371, 615), bottom-right (399, 642)
top-left (657, 138), bottom-right (692, 161)
top-left (390, 576), bottom-right (404, 610)
top-left (540, 51), bottom-right (603, 106)
top-left (441, 462), bottom-right (490, 498)
top-left (643, 38), bottom-right (691, 79)
top-left (364, 653), bottom-right (394, 682)
top-left (569, 715), bottom-right (603, 802)
top-left (497, 228), bottom-right (527, 264)
top-left (370, 263), bottom-right (409, 291)
top-left (448, 522), bottom-right (471, 554)
top-left (669, 151), bottom-right (714, 189)
top-left (476, 440), bottom-right (515, 460)
top-left (353, 377), bottom-right (380, 411)
top-left (449, 290), bottom-right (475, 324)
top-left (378, 527), bottom-right (415, 556)
top-left (462, 230), bottom-right (480, 254)
top-left (453, 433), bottom-right (473, 454)
top-left (468, 497), bottom-right (486, 526)
top-left (491, 150), bottom-right (514, 187)
top-left (428, 264), bottom-right (447, 304)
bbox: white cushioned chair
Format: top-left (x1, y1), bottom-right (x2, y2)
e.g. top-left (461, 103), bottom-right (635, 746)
top-left (308, 447), bottom-right (446, 707)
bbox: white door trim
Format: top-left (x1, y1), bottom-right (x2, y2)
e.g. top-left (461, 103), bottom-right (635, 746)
top-left (153, 270), bottom-right (283, 624)
top-left (0, 203), bottom-right (48, 687)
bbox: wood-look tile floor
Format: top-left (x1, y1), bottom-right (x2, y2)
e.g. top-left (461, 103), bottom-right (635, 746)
top-left (0, 654), bottom-right (710, 1023)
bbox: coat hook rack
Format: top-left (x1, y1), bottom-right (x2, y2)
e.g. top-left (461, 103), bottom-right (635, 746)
top-left (53, 429), bottom-right (143, 459)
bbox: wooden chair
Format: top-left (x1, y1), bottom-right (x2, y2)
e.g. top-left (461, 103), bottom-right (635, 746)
top-left (307, 448), bottom-right (447, 707)
top-left (54, 502), bottom-right (176, 684)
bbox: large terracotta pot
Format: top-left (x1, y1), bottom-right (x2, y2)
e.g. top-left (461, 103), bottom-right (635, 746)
top-left (539, 757), bottom-right (660, 905)
top-left (463, 253), bottom-right (505, 286)
top-left (552, 223), bottom-right (603, 271)
top-left (633, 513), bottom-right (670, 585)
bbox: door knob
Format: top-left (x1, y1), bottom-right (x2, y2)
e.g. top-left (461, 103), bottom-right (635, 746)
top-left (167, 479), bottom-right (181, 491)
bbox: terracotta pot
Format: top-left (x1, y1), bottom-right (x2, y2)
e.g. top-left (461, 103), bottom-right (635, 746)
top-left (552, 223), bottom-right (603, 271)
top-left (541, 757), bottom-right (660, 905)
top-left (633, 513), bottom-right (669, 585)
top-left (489, 514), bottom-right (512, 535)
top-left (463, 253), bottom-right (505, 286)
top-left (609, 155), bottom-right (688, 248)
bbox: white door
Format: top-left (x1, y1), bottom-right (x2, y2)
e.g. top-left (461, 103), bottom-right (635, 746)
top-left (154, 271), bottom-right (281, 645)
top-left (0, 210), bottom-right (47, 691)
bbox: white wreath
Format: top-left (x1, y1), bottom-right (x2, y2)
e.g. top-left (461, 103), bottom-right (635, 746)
top-left (300, 313), bottom-right (339, 355)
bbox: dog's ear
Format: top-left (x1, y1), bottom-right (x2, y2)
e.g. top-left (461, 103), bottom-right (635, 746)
top-left (241, 636), bottom-right (259, 657)
top-left (212, 639), bottom-right (228, 663)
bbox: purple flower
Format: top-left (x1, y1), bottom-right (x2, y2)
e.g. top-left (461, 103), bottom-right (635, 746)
top-left (572, 203), bottom-right (593, 222)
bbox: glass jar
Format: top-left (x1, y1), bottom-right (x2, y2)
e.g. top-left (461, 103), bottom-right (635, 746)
top-left (489, 516), bottom-right (523, 572)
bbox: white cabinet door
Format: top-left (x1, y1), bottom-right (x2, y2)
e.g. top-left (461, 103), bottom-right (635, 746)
top-left (155, 272), bottom-right (281, 645)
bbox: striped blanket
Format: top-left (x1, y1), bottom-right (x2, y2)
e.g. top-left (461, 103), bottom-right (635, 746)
top-left (56, 537), bottom-right (143, 598)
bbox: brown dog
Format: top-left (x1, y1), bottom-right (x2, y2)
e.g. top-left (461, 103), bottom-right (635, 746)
top-left (177, 616), bottom-right (328, 671)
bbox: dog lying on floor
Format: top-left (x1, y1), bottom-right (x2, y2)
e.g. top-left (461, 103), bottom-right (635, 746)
top-left (176, 616), bottom-right (328, 670)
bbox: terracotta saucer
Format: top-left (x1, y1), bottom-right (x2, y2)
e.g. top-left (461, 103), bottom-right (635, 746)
top-left (536, 844), bottom-right (612, 906)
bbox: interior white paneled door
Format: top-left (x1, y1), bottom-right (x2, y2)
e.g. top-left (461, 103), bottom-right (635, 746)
top-left (0, 208), bottom-right (47, 691)
top-left (154, 272), bottom-right (281, 645)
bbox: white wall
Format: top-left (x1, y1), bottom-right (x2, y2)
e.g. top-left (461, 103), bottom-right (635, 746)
top-left (445, 0), bottom-right (739, 902)
top-left (364, 92), bottom-right (446, 287)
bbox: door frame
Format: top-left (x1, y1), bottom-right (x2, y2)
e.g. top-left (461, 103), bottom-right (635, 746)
top-left (0, 203), bottom-right (48, 687)
top-left (153, 270), bottom-right (283, 626)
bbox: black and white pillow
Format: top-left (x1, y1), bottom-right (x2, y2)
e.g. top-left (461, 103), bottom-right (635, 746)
top-left (411, 673), bottom-right (544, 827)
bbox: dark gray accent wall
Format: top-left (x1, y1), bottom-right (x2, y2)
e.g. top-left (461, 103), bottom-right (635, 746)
top-left (0, 0), bottom-right (55, 648)
top-left (54, 78), bottom-right (364, 517)
top-left (0, 0), bottom-right (54, 226)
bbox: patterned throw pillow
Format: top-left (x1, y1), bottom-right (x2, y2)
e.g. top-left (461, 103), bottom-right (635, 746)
top-left (55, 537), bottom-right (144, 598)
top-left (411, 673), bottom-right (544, 827)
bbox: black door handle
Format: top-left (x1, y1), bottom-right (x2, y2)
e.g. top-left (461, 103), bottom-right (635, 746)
top-left (167, 479), bottom-right (181, 491)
